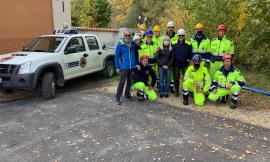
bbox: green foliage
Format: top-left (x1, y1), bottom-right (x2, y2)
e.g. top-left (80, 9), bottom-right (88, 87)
top-left (71, 0), bottom-right (112, 28)
top-left (118, 0), bottom-right (269, 72)
top-left (71, 0), bottom-right (269, 71)
top-left (125, 0), bottom-right (145, 28)
top-left (71, 0), bottom-right (83, 26)
top-left (179, 0), bottom-right (270, 72)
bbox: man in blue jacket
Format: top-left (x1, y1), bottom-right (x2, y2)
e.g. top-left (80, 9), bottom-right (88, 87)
top-left (115, 31), bottom-right (136, 105)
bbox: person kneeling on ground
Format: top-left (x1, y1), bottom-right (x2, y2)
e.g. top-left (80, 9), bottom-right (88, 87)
top-left (182, 54), bottom-right (211, 106)
top-left (208, 54), bottom-right (246, 109)
top-left (133, 55), bottom-right (157, 102)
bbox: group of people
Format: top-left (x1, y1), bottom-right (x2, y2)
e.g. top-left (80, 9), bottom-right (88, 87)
top-left (114, 21), bottom-right (246, 109)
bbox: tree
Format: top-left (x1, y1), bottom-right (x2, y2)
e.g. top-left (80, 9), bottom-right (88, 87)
top-left (79, 0), bottom-right (112, 27)
top-left (71, 0), bottom-right (84, 26)
top-left (111, 0), bottom-right (133, 27)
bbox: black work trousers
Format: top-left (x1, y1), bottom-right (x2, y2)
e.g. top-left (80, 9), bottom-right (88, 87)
top-left (116, 69), bottom-right (134, 100)
top-left (173, 66), bottom-right (187, 94)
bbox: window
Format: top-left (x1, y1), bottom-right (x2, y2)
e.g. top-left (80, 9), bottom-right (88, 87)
top-left (86, 36), bottom-right (100, 50)
top-left (65, 37), bottom-right (86, 53)
top-left (22, 37), bottom-right (65, 53)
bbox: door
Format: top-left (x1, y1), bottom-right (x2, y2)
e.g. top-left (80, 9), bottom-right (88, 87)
top-left (85, 36), bottom-right (103, 72)
top-left (63, 37), bottom-right (87, 79)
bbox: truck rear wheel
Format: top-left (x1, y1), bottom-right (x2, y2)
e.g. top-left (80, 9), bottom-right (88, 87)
top-left (103, 60), bottom-right (115, 77)
top-left (4, 89), bottom-right (14, 94)
top-left (42, 72), bottom-right (56, 99)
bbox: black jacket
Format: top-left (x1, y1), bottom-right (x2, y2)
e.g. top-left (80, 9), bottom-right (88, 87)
top-left (156, 46), bottom-right (174, 67)
top-left (132, 41), bottom-right (141, 65)
top-left (134, 64), bottom-right (157, 87)
top-left (172, 41), bottom-right (193, 67)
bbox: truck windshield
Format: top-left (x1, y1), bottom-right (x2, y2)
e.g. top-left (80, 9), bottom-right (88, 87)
top-left (22, 37), bottom-right (65, 53)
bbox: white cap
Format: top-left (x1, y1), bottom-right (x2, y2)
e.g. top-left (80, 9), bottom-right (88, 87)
top-left (177, 28), bottom-right (185, 35)
top-left (167, 21), bottom-right (175, 28)
top-left (133, 35), bottom-right (141, 41)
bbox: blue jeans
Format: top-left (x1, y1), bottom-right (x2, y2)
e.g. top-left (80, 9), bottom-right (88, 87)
top-left (158, 67), bottom-right (171, 95)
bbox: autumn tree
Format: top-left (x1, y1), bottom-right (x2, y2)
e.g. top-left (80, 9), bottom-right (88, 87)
top-left (111, 0), bottom-right (133, 27)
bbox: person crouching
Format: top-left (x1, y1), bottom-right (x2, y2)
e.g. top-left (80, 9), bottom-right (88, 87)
top-left (133, 55), bottom-right (158, 102)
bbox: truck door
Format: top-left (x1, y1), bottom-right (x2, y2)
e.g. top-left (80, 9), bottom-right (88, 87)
top-left (84, 36), bottom-right (103, 72)
top-left (63, 37), bottom-right (87, 79)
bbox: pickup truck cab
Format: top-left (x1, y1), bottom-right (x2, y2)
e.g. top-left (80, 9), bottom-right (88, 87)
top-left (0, 29), bottom-right (115, 99)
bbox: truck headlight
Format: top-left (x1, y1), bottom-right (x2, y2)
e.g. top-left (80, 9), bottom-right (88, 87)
top-left (18, 61), bottom-right (31, 74)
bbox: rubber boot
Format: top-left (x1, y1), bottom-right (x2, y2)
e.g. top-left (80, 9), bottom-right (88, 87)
top-left (183, 94), bottom-right (189, 105)
top-left (137, 91), bottom-right (144, 102)
top-left (230, 98), bottom-right (237, 109)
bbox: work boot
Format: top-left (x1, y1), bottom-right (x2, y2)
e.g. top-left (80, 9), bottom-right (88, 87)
top-left (116, 99), bottom-right (122, 105)
top-left (219, 96), bottom-right (227, 103)
top-left (137, 96), bottom-right (144, 102)
top-left (230, 99), bottom-right (237, 109)
top-left (170, 87), bottom-right (175, 93)
top-left (125, 95), bottom-right (133, 102)
top-left (183, 95), bottom-right (189, 105)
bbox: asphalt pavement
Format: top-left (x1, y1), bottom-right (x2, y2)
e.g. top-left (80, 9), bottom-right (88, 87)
top-left (0, 75), bottom-right (269, 162)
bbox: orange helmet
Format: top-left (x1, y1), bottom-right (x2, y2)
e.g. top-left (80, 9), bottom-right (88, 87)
top-left (140, 55), bottom-right (149, 62)
top-left (222, 54), bottom-right (232, 61)
top-left (218, 24), bottom-right (228, 31)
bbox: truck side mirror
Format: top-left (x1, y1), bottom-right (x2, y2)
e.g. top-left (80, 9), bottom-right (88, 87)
top-left (102, 44), bottom-right (106, 49)
top-left (65, 46), bottom-right (76, 54)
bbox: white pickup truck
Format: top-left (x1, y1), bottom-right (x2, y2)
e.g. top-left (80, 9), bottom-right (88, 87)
top-left (0, 29), bottom-right (115, 99)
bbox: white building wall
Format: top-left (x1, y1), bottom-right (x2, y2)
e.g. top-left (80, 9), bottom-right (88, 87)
top-left (52, 0), bottom-right (71, 29)
top-left (77, 30), bottom-right (119, 48)
top-left (76, 28), bottom-right (136, 48)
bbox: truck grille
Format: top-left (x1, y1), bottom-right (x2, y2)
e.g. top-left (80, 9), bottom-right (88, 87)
top-left (0, 64), bottom-right (17, 74)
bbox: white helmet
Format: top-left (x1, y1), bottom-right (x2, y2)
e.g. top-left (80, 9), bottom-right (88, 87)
top-left (177, 28), bottom-right (185, 35)
top-left (133, 35), bottom-right (141, 41)
top-left (167, 21), bottom-right (175, 28)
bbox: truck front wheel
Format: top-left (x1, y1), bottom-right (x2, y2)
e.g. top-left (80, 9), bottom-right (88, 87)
top-left (103, 60), bottom-right (115, 77)
top-left (41, 72), bottom-right (56, 99)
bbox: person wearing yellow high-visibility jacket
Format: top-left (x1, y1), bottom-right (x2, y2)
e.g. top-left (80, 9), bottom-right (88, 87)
top-left (187, 23), bottom-right (211, 67)
top-left (139, 30), bottom-right (158, 66)
top-left (208, 54), bottom-right (246, 109)
top-left (138, 24), bottom-right (147, 42)
top-left (210, 24), bottom-right (234, 78)
top-left (139, 30), bottom-right (159, 87)
top-left (161, 21), bottom-right (178, 45)
top-left (152, 25), bottom-right (163, 47)
top-left (160, 21), bottom-right (179, 93)
top-left (182, 54), bottom-right (211, 106)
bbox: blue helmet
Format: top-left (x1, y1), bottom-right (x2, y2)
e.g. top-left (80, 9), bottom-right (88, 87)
top-left (145, 29), bottom-right (154, 36)
top-left (192, 54), bottom-right (202, 64)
